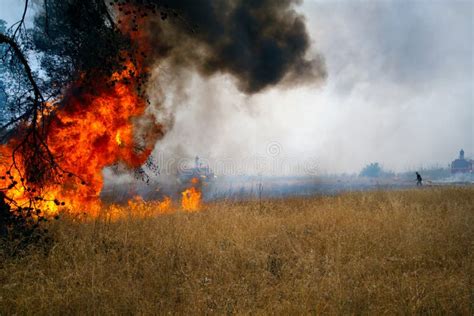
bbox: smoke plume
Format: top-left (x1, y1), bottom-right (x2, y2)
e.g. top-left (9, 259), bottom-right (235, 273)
top-left (137, 0), bottom-right (327, 93)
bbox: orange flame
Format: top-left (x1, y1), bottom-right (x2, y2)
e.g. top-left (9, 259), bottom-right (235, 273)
top-left (0, 7), bottom-right (205, 218)
top-left (126, 195), bottom-right (172, 217)
top-left (181, 177), bottom-right (202, 212)
top-left (0, 146), bottom-right (63, 215)
top-left (115, 131), bottom-right (123, 146)
top-left (157, 196), bottom-right (172, 213)
top-left (0, 57), bottom-right (157, 217)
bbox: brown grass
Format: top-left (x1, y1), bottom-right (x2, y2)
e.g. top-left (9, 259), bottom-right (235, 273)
top-left (1, 186), bottom-right (473, 315)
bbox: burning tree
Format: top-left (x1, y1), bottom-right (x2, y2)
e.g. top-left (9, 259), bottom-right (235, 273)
top-left (0, 0), bottom-right (326, 222)
top-left (0, 1), bottom-right (170, 217)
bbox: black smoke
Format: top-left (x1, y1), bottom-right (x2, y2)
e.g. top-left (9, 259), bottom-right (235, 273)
top-left (138, 0), bottom-right (327, 93)
top-left (31, 0), bottom-right (326, 94)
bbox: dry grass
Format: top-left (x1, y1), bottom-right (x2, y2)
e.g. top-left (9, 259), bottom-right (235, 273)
top-left (1, 186), bottom-right (473, 315)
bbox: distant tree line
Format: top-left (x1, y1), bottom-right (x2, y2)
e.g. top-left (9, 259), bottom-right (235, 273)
top-left (359, 162), bottom-right (395, 178)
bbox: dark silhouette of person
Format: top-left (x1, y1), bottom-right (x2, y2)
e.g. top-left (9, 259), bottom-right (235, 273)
top-left (416, 172), bottom-right (422, 186)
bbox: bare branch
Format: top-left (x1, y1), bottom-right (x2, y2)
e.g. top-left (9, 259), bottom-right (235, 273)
top-left (11, 0), bottom-right (29, 40)
top-left (0, 33), bottom-right (43, 105)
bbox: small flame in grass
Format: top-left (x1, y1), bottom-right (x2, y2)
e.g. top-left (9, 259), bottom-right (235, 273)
top-left (181, 177), bottom-right (202, 212)
top-left (157, 196), bottom-right (172, 213)
top-left (122, 195), bottom-right (173, 219)
top-left (181, 187), bottom-right (201, 212)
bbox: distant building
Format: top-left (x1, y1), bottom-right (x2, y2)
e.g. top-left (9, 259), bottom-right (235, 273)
top-left (451, 149), bottom-right (473, 174)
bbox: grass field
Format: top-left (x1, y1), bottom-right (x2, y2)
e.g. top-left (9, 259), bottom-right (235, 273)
top-left (1, 186), bottom-right (473, 314)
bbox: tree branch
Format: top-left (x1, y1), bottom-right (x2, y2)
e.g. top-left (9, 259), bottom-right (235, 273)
top-left (0, 33), bottom-right (43, 104)
top-left (9, 0), bottom-right (29, 40)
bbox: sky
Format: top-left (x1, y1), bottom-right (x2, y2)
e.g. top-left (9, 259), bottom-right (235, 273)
top-left (1, 0), bottom-right (473, 175)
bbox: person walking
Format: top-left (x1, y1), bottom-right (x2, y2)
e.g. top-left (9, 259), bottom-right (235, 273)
top-left (416, 172), bottom-right (423, 186)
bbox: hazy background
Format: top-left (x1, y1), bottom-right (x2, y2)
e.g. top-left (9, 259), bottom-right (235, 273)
top-left (1, 0), bottom-right (473, 175)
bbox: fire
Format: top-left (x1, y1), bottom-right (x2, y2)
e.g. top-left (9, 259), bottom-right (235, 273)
top-left (0, 146), bottom-right (63, 215)
top-left (0, 5), bottom-right (205, 219)
top-left (1, 51), bottom-right (157, 216)
top-left (157, 196), bottom-right (172, 213)
top-left (115, 131), bottom-right (123, 146)
top-left (126, 195), bottom-right (172, 217)
top-left (181, 178), bottom-right (202, 212)
top-left (43, 61), bottom-right (157, 215)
